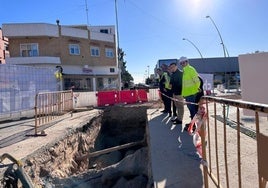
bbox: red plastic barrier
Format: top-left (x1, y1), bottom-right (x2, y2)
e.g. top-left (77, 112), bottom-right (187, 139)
top-left (136, 89), bottom-right (148, 102)
top-left (97, 91), bottom-right (119, 106)
top-left (119, 90), bottom-right (137, 104)
top-left (97, 89), bottom-right (148, 107)
top-left (205, 90), bottom-right (212, 95)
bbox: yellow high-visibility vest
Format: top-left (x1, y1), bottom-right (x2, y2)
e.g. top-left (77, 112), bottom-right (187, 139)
top-left (161, 72), bottom-right (171, 90)
top-left (182, 65), bottom-right (200, 97)
top-left (55, 71), bottom-right (62, 80)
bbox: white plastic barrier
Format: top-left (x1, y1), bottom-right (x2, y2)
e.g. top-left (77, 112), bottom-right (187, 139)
top-left (148, 88), bottom-right (160, 102)
top-left (73, 91), bottom-right (98, 108)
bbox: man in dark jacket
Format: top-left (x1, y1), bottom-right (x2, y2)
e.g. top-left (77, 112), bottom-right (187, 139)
top-left (169, 62), bottom-right (184, 124)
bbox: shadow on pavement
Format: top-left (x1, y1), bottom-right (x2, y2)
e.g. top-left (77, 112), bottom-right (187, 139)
top-left (0, 119), bottom-right (61, 148)
top-left (148, 112), bottom-right (203, 187)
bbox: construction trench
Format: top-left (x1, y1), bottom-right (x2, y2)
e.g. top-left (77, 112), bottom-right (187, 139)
top-left (0, 106), bottom-right (153, 188)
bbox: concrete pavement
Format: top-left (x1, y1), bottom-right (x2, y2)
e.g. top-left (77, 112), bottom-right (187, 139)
top-left (147, 108), bottom-right (204, 188)
top-left (0, 110), bottom-right (101, 159)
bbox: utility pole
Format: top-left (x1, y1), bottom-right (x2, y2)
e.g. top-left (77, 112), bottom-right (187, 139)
top-left (114, 0), bottom-right (122, 90)
top-left (85, 0), bottom-right (89, 25)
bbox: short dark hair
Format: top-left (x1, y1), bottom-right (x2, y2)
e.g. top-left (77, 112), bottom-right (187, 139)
top-left (169, 62), bottom-right (177, 66)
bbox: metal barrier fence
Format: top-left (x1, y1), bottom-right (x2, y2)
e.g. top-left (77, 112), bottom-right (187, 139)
top-left (201, 96), bottom-right (268, 188)
top-left (33, 90), bottom-right (73, 136)
top-left (0, 89), bottom-right (161, 122)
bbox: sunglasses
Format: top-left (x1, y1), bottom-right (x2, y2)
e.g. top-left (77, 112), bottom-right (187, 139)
top-left (180, 61), bottom-right (187, 65)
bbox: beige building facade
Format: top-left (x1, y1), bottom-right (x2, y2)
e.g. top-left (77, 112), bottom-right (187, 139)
top-left (2, 22), bottom-right (119, 91)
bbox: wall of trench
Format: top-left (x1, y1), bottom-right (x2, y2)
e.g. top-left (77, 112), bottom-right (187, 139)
top-left (22, 106), bottom-right (152, 188)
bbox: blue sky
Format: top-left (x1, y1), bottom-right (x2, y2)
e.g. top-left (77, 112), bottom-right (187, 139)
top-left (1, 0), bottom-right (268, 83)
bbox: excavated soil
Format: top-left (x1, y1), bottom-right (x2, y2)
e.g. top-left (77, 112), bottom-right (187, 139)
top-left (1, 105), bottom-right (153, 188)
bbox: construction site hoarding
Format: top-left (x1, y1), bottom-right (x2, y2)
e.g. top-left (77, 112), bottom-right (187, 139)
top-left (0, 64), bottom-right (59, 115)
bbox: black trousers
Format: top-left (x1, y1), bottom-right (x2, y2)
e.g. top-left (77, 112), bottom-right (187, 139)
top-left (195, 91), bottom-right (204, 112)
top-left (172, 101), bottom-right (177, 116)
top-left (161, 89), bottom-right (172, 113)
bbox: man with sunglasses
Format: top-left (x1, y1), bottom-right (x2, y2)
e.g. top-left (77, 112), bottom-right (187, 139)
top-left (179, 56), bottom-right (201, 131)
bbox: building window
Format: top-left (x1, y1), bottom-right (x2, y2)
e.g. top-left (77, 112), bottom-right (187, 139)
top-left (69, 44), bottom-right (80, 55)
top-left (105, 77), bottom-right (117, 90)
top-left (20, 43), bottom-right (38, 57)
top-left (100, 29), bottom-right (108, 34)
top-left (64, 77), bottom-right (92, 91)
top-left (105, 48), bottom-right (114, 58)
top-left (110, 68), bottom-right (115, 73)
top-left (90, 46), bottom-right (100, 57)
top-left (97, 78), bottom-right (103, 90)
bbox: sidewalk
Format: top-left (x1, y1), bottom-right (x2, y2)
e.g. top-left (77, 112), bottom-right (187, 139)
top-left (147, 108), bottom-right (204, 188)
top-left (0, 110), bottom-right (101, 160)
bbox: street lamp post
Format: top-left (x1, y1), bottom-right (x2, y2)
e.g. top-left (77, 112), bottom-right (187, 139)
top-left (182, 38), bottom-right (204, 59)
top-left (206, 15), bottom-right (229, 90)
top-left (206, 16), bottom-right (227, 58)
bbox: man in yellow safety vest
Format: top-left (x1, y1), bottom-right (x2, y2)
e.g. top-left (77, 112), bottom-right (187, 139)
top-left (179, 56), bottom-right (201, 131)
top-left (157, 68), bottom-right (172, 116)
